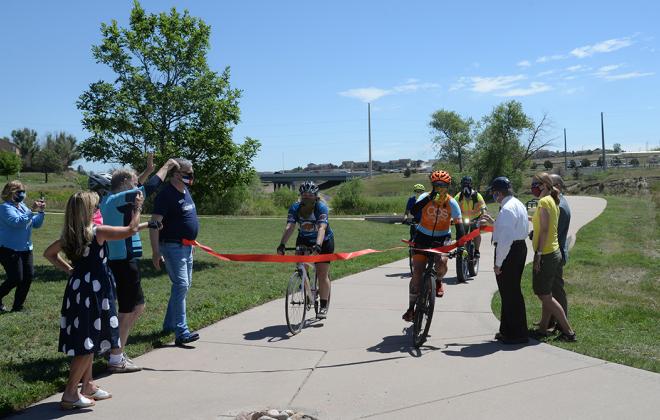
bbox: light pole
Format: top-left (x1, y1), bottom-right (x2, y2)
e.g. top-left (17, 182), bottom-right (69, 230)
top-left (368, 102), bottom-right (372, 178)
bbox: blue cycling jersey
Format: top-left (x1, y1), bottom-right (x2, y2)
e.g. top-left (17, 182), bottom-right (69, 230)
top-left (287, 201), bottom-right (334, 243)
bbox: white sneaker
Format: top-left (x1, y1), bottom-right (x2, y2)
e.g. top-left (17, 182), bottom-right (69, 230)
top-left (108, 356), bottom-right (141, 373)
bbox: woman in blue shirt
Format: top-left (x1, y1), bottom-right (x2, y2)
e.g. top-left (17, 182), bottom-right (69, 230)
top-left (0, 181), bottom-right (46, 312)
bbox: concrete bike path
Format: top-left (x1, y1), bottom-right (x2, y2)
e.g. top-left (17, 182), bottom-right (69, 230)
top-left (14, 196), bottom-right (660, 419)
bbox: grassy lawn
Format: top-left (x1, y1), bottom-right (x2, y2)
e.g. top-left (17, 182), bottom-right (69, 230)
top-left (0, 215), bottom-right (411, 415)
top-left (492, 194), bottom-right (659, 372)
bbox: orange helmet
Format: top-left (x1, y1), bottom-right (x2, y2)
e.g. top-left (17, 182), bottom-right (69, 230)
top-left (430, 170), bottom-right (451, 185)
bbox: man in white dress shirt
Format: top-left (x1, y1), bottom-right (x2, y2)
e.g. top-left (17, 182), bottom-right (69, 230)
top-left (480, 177), bottom-right (529, 344)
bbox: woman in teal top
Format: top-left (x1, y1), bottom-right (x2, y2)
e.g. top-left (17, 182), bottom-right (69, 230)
top-left (0, 180), bottom-right (46, 312)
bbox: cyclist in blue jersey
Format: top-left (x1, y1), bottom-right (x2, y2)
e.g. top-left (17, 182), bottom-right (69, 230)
top-left (100, 155), bottom-right (178, 372)
top-left (403, 183), bottom-right (425, 239)
top-left (277, 181), bottom-right (334, 319)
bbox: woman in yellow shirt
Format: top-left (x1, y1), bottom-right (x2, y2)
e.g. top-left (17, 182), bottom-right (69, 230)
top-left (530, 172), bottom-right (576, 342)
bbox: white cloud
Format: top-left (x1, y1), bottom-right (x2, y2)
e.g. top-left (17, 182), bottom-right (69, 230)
top-left (570, 36), bottom-right (634, 58)
top-left (597, 64), bottom-right (624, 73)
top-left (469, 75), bottom-right (526, 93)
top-left (339, 87), bottom-right (390, 103)
top-left (449, 77), bottom-right (469, 91)
top-left (537, 70), bottom-right (556, 77)
top-left (566, 64), bottom-right (588, 72)
top-left (339, 79), bottom-right (439, 102)
top-left (563, 87), bottom-right (584, 95)
top-left (601, 71), bottom-right (654, 81)
top-left (536, 54), bottom-right (566, 63)
top-left (497, 82), bottom-right (552, 97)
top-left (517, 60), bottom-right (531, 67)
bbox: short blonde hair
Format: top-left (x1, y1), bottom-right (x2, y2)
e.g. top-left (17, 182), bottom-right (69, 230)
top-left (60, 191), bottom-right (99, 261)
top-left (1, 181), bottom-right (25, 202)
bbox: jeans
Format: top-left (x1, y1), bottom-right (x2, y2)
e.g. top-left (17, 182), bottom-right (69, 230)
top-left (0, 247), bottom-right (34, 311)
top-left (160, 243), bottom-right (193, 338)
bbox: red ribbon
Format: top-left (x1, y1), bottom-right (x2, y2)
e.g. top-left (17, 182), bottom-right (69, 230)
top-left (402, 225), bottom-right (494, 254)
top-left (182, 239), bottom-right (382, 263)
top-left (183, 225), bottom-right (494, 263)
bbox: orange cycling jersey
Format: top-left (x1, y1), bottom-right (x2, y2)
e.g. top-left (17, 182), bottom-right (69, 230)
top-left (415, 192), bottom-right (462, 236)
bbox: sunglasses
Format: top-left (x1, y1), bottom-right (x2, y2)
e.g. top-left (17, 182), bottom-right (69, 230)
top-left (432, 182), bottom-right (449, 188)
top-left (16, 190), bottom-right (26, 194)
top-left (531, 181), bottom-right (541, 187)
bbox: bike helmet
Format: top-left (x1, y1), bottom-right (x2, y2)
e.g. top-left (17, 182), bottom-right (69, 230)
top-left (489, 176), bottom-right (512, 192)
top-left (430, 170), bottom-right (451, 185)
top-left (461, 176), bottom-right (473, 187)
top-left (88, 173), bottom-right (112, 195)
top-left (413, 183), bottom-right (425, 192)
top-left (298, 180), bottom-right (319, 195)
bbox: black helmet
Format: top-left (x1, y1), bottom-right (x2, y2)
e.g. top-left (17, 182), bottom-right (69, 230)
top-left (299, 180), bottom-right (319, 195)
top-left (88, 173), bottom-right (112, 195)
top-left (489, 176), bottom-right (512, 192)
top-left (461, 176), bottom-right (473, 187)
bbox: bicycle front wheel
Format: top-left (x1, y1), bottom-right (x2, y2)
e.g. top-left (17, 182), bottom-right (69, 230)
top-left (456, 249), bottom-right (469, 283)
top-left (285, 270), bottom-right (307, 334)
top-left (468, 242), bottom-right (479, 276)
top-left (412, 271), bottom-right (436, 348)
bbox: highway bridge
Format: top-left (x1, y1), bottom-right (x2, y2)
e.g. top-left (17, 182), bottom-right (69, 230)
top-left (259, 171), bottom-right (370, 190)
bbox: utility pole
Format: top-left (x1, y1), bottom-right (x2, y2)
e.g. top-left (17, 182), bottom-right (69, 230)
top-left (368, 102), bottom-right (372, 178)
top-left (564, 128), bottom-right (568, 170)
top-left (601, 112), bottom-right (606, 170)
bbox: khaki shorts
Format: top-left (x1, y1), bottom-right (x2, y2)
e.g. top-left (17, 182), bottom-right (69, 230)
top-left (532, 249), bottom-right (562, 295)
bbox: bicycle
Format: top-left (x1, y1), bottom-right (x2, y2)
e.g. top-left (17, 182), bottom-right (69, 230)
top-left (284, 246), bottom-right (331, 335)
top-left (402, 220), bottom-right (418, 276)
top-left (456, 216), bottom-right (481, 283)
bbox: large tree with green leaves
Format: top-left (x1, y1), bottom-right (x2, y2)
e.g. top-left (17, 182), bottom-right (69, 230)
top-left (429, 110), bottom-right (473, 172)
top-left (77, 1), bottom-right (259, 202)
top-left (0, 151), bottom-right (22, 180)
top-left (471, 100), bottom-right (554, 189)
top-left (11, 128), bottom-right (40, 170)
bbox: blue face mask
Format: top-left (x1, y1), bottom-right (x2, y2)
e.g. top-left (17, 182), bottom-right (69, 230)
top-left (14, 191), bottom-right (26, 203)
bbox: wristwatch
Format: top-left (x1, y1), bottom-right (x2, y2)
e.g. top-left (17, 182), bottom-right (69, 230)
top-left (535, 250), bottom-right (542, 256)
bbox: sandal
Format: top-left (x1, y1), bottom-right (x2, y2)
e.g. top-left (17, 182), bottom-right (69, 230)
top-left (60, 396), bottom-right (95, 410)
top-left (528, 329), bottom-right (551, 340)
top-left (83, 388), bottom-right (112, 401)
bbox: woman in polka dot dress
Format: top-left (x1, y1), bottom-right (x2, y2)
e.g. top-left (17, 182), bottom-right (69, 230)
top-left (44, 190), bottom-right (157, 410)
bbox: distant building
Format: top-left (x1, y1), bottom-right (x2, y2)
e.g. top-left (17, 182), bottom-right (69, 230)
top-left (0, 138), bottom-right (20, 156)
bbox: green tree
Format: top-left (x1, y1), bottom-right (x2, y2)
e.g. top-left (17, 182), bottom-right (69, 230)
top-left (613, 143), bottom-right (623, 153)
top-left (10, 128), bottom-right (40, 170)
top-left (77, 1), bottom-right (260, 204)
top-left (0, 151), bottom-right (22, 180)
top-left (544, 160), bottom-right (553, 169)
top-left (581, 158), bottom-right (591, 167)
top-left (33, 149), bottom-right (63, 183)
top-left (471, 101), bottom-right (553, 189)
top-left (630, 158), bottom-right (640, 167)
top-left (429, 110), bottom-right (473, 171)
top-left (44, 132), bottom-right (81, 167)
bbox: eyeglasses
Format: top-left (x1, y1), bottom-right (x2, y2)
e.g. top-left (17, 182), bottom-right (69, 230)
top-left (179, 171), bottom-right (194, 176)
top-left (16, 190), bottom-right (26, 194)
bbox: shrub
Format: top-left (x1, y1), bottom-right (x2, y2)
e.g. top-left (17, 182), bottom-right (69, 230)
top-left (543, 160), bottom-right (553, 169)
top-left (272, 187), bottom-right (298, 209)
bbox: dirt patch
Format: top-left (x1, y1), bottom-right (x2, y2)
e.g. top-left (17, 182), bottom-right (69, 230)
top-left (566, 176), bottom-right (659, 195)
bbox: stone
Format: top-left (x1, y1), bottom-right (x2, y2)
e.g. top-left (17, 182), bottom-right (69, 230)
top-left (267, 409), bottom-right (280, 417)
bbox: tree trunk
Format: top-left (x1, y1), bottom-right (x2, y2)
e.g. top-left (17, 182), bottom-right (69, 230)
top-left (44, 171), bottom-right (48, 183)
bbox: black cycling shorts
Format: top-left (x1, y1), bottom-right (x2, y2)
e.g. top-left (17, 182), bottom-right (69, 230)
top-left (108, 259), bottom-right (145, 313)
top-left (411, 232), bottom-right (451, 256)
top-left (296, 236), bottom-right (335, 263)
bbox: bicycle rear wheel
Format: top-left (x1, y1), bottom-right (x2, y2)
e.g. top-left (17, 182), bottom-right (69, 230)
top-left (285, 270), bottom-right (307, 334)
top-left (412, 271), bottom-right (436, 348)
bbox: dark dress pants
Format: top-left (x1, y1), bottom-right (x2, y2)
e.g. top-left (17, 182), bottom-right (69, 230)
top-left (0, 247), bottom-right (34, 311)
top-left (495, 241), bottom-right (528, 339)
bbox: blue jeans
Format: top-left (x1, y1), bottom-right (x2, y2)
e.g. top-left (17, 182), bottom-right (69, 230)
top-left (160, 243), bottom-right (193, 339)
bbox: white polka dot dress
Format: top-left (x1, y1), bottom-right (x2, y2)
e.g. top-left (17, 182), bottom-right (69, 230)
top-left (59, 234), bottom-right (120, 356)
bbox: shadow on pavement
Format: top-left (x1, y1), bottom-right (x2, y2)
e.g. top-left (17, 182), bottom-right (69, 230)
top-left (243, 324), bottom-right (291, 342)
top-left (11, 402), bottom-right (93, 419)
top-left (384, 272), bottom-right (412, 278)
top-left (442, 339), bottom-right (538, 358)
top-left (367, 328), bottom-right (444, 357)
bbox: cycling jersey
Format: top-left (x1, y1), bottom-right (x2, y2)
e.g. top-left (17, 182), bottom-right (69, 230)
top-left (413, 192), bottom-right (462, 237)
top-left (287, 201), bottom-right (334, 243)
top-left (455, 191), bottom-right (487, 219)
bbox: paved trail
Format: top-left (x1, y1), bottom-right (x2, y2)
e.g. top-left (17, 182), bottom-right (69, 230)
top-left (14, 196), bottom-right (660, 419)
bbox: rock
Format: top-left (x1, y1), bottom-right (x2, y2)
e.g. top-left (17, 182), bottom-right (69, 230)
top-left (267, 409), bottom-right (280, 417)
top-left (257, 416), bottom-right (276, 420)
top-left (283, 410), bottom-right (295, 417)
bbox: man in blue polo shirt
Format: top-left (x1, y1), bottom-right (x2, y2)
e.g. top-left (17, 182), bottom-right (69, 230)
top-left (149, 158), bottom-right (200, 346)
top-left (100, 155), bottom-right (179, 372)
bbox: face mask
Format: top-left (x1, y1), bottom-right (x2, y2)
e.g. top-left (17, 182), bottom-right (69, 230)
top-left (182, 175), bottom-right (194, 186)
top-left (462, 187), bottom-right (472, 197)
top-left (14, 191), bottom-right (26, 203)
top-left (531, 184), bottom-right (542, 197)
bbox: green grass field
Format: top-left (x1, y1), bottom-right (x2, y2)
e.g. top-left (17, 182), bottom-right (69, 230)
top-left (0, 215), bottom-right (411, 416)
top-left (492, 194), bottom-right (659, 372)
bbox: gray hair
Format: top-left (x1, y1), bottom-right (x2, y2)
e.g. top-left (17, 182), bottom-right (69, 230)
top-left (549, 173), bottom-right (565, 191)
top-left (111, 168), bottom-right (138, 193)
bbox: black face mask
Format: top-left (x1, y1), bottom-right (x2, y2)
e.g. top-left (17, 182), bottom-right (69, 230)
top-left (462, 187), bottom-right (472, 197)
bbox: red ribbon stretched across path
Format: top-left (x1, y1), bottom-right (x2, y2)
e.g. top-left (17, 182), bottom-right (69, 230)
top-left (182, 225), bottom-right (494, 263)
top-left (403, 225), bottom-right (494, 254)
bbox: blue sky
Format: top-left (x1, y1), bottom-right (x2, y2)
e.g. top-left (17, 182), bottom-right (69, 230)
top-left (1, 1), bottom-right (658, 172)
